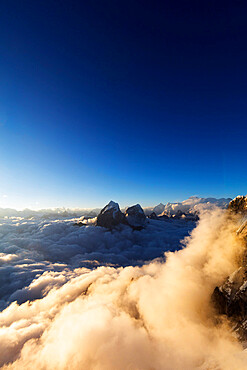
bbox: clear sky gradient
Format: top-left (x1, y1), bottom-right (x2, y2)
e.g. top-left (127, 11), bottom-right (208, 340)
top-left (1, 0), bottom-right (247, 209)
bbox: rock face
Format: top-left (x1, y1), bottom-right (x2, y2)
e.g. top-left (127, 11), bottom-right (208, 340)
top-left (172, 210), bottom-right (185, 219)
top-left (148, 212), bottom-right (159, 220)
top-left (158, 214), bottom-right (169, 220)
top-left (125, 204), bottom-right (146, 230)
top-left (212, 266), bottom-right (247, 340)
top-left (228, 196), bottom-right (247, 214)
top-left (212, 195), bottom-right (247, 340)
top-left (168, 210), bottom-right (199, 221)
top-left (96, 201), bottom-right (126, 229)
top-left (96, 201), bottom-right (146, 230)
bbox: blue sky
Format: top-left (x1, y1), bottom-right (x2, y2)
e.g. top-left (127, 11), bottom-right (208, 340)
top-left (1, 0), bottom-right (247, 209)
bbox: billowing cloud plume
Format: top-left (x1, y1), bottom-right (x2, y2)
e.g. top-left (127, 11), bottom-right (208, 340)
top-left (0, 207), bottom-right (247, 369)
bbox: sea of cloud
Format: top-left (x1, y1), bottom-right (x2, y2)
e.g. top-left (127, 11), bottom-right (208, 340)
top-left (0, 213), bottom-right (195, 310)
top-left (1, 207), bottom-right (247, 369)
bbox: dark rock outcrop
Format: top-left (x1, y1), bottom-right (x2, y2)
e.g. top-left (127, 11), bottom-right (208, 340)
top-left (125, 204), bottom-right (146, 230)
top-left (212, 266), bottom-right (247, 339)
top-left (182, 213), bottom-right (199, 221)
top-left (170, 211), bottom-right (199, 221)
top-left (96, 202), bottom-right (147, 230)
top-left (148, 212), bottom-right (159, 220)
top-left (158, 214), bottom-right (169, 220)
top-left (172, 210), bottom-right (185, 219)
top-left (96, 201), bottom-right (126, 229)
top-left (228, 196), bottom-right (247, 214)
top-left (212, 195), bottom-right (247, 339)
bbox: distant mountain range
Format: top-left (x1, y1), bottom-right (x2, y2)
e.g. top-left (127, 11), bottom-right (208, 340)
top-left (143, 196), bottom-right (232, 216)
top-left (0, 196), bottom-right (232, 218)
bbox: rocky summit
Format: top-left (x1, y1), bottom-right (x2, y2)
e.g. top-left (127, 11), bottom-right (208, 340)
top-left (212, 195), bottom-right (247, 340)
top-left (96, 201), bottom-right (126, 229)
top-left (148, 212), bottom-right (159, 220)
top-left (228, 196), bottom-right (247, 215)
top-left (124, 204), bottom-right (146, 230)
top-left (96, 201), bottom-right (146, 230)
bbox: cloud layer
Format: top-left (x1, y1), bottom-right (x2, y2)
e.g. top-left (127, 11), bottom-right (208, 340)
top-left (0, 214), bottom-right (195, 309)
top-left (0, 207), bottom-right (247, 369)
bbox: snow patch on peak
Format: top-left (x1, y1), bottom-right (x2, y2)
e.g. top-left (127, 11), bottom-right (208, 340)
top-left (159, 197), bottom-right (231, 216)
top-left (101, 201), bottom-right (120, 218)
top-left (103, 201), bottom-right (119, 212)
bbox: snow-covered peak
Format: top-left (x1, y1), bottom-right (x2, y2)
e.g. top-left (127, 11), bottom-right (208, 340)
top-left (159, 197), bottom-right (231, 216)
top-left (153, 203), bottom-right (165, 216)
top-left (103, 201), bottom-right (120, 213)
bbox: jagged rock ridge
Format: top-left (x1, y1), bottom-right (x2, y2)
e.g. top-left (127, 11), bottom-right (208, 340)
top-left (212, 195), bottom-right (247, 340)
top-left (96, 201), bottom-right (146, 230)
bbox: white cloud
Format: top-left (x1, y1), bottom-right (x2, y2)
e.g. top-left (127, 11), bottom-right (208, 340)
top-left (0, 198), bottom-right (247, 369)
top-left (0, 213), bottom-right (195, 309)
top-left (0, 208), bottom-right (246, 369)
